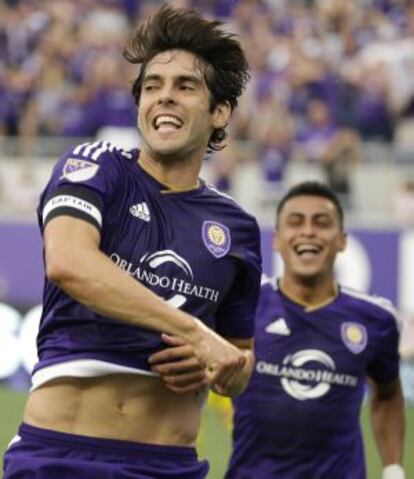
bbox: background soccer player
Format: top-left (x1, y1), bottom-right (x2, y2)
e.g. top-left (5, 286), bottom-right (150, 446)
top-left (226, 181), bottom-right (405, 479)
top-left (3, 6), bottom-right (261, 479)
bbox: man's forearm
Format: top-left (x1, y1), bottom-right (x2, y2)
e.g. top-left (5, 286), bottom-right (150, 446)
top-left (48, 241), bottom-right (199, 340)
top-left (370, 380), bottom-right (405, 466)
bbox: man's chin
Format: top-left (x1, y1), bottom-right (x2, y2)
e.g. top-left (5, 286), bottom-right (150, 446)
top-left (149, 146), bottom-right (187, 162)
top-left (292, 268), bottom-right (324, 283)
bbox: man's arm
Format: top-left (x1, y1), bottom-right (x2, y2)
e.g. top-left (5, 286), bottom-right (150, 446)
top-left (44, 216), bottom-right (247, 386)
top-left (368, 378), bottom-right (405, 477)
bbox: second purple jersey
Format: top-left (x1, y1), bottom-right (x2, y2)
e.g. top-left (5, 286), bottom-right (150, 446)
top-left (34, 141), bottom-right (262, 375)
top-left (227, 277), bottom-right (400, 479)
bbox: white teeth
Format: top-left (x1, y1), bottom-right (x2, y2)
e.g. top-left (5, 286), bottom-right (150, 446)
top-left (154, 115), bottom-right (182, 128)
top-left (295, 244), bottom-right (320, 254)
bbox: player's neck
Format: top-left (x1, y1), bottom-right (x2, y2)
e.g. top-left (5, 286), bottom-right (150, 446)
top-left (138, 150), bottom-right (201, 191)
top-left (279, 275), bottom-right (338, 310)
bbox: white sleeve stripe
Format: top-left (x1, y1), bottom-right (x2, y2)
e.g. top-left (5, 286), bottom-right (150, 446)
top-left (43, 195), bottom-right (102, 227)
top-left (91, 142), bottom-right (115, 160)
top-left (341, 286), bottom-right (398, 317)
top-left (120, 149), bottom-right (133, 159)
top-left (83, 141), bottom-right (103, 157)
top-left (72, 142), bottom-right (90, 155)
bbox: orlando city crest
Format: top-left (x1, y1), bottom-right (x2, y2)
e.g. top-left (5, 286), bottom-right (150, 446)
top-left (341, 322), bottom-right (368, 354)
top-left (202, 221), bottom-right (231, 258)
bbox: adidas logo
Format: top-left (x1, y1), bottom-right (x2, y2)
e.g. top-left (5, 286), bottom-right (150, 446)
top-left (130, 202), bottom-right (150, 222)
top-left (265, 317), bottom-right (291, 336)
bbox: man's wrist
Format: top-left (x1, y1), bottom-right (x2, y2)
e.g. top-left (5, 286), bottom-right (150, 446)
top-left (181, 316), bottom-right (207, 344)
top-left (382, 464), bottom-right (405, 479)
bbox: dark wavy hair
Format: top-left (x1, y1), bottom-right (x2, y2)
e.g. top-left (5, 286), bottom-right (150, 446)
top-left (123, 4), bottom-right (250, 151)
top-left (276, 181), bottom-right (344, 229)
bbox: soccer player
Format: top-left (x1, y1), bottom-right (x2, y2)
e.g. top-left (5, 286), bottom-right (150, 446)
top-left (3, 6), bottom-right (261, 479)
top-left (225, 182), bottom-right (405, 479)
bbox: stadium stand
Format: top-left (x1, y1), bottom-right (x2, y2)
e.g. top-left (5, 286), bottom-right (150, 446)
top-left (1, 0), bottom-right (414, 225)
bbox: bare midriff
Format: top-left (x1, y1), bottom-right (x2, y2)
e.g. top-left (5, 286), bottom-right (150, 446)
top-left (23, 374), bottom-right (204, 447)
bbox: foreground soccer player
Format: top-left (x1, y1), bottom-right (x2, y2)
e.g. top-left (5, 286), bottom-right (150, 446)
top-left (3, 6), bottom-right (261, 479)
top-left (226, 182), bottom-right (405, 479)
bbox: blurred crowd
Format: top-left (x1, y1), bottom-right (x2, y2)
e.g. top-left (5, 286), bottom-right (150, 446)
top-left (2, 0), bottom-right (414, 212)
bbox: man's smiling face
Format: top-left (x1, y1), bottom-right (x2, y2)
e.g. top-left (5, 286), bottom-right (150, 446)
top-left (275, 194), bottom-right (346, 281)
top-left (138, 49), bottom-right (228, 163)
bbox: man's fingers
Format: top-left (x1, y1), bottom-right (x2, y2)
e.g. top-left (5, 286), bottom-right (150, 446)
top-left (149, 345), bottom-right (193, 364)
top-left (160, 369), bottom-right (208, 394)
top-left (206, 354), bottom-right (246, 383)
top-left (165, 382), bottom-right (207, 395)
top-left (160, 333), bottom-right (186, 346)
top-left (151, 357), bottom-right (203, 374)
top-left (206, 354), bottom-right (247, 395)
top-left (164, 370), bottom-right (207, 386)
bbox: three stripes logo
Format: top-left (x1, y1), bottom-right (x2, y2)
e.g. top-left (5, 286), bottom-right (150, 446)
top-left (61, 141), bottom-right (133, 183)
top-left (130, 202), bottom-right (151, 222)
top-left (72, 141), bottom-right (132, 161)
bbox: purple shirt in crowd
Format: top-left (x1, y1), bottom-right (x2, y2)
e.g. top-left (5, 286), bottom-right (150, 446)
top-left (226, 277), bottom-right (400, 479)
top-left (34, 141), bottom-right (262, 375)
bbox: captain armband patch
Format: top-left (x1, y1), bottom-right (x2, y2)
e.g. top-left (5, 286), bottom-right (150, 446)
top-left (42, 186), bottom-right (103, 230)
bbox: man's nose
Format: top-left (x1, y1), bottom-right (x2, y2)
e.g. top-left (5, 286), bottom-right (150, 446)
top-left (300, 221), bottom-right (316, 236)
top-left (157, 85), bottom-right (176, 104)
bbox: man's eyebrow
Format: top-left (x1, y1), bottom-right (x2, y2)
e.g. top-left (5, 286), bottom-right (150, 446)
top-left (286, 212), bottom-right (305, 218)
top-left (285, 212), bottom-right (332, 219)
top-left (176, 74), bottom-right (203, 83)
top-left (143, 73), bottom-right (203, 84)
top-left (142, 74), bottom-right (162, 83)
top-left (313, 212), bottom-right (333, 220)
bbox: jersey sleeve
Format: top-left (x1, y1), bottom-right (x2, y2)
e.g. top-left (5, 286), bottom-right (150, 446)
top-left (215, 219), bottom-right (262, 338)
top-left (367, 308), bottom-right (401, 384)
top-left (37, 141), bottom-right (129, 232)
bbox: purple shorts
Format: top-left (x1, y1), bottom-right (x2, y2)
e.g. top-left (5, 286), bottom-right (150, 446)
top-left (3, 423), bottom-right (209, 479)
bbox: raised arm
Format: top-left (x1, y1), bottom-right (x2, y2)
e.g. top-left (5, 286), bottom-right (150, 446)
top-left (368, 378), bottom-right (405, 479)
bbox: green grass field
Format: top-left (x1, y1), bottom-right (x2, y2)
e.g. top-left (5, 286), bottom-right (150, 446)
top-left (1, 386), bottom-right (413, 478)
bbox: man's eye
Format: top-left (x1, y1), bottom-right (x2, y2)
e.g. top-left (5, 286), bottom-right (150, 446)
top-left (316, 220), bottom-right (332, 228)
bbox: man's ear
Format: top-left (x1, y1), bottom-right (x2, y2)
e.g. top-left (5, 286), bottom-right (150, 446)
top-left (337, 231), bottom-right (347, 252)
top-left (212, 101), bottom-right (231, 129)
top-left (273, 229), bottom-right (280, 251)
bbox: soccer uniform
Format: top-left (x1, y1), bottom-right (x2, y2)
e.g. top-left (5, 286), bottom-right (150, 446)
top-left (226, 276), bottom-right (400, 479)
top-left (4, 141), bottom-right (261, 479)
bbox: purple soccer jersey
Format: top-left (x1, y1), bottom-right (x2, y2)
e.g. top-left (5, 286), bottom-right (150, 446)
top-left (34, 141), bottom-right (262, 376)
top-left (226, 277), bottom-right (400, 479)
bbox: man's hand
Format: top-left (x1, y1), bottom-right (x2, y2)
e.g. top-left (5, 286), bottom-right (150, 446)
top-left (149, 334), bottom-right (207, 394)
top-left (152, 323), bottom-right (255, 397)
top-left (189, 322), bottom-right (255, 397)
top-left (209, 345), bottom-right (254, 397)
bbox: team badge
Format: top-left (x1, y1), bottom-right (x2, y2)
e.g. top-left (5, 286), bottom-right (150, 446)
top-left (341, 322), bottom-right (367, 354)
top-left (61, 158), bottom-right (100, 182)
top-left (202, 221), bottom-right (231, 258)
